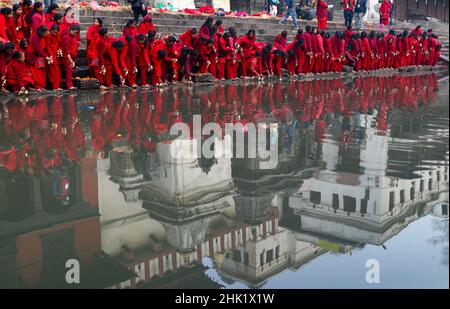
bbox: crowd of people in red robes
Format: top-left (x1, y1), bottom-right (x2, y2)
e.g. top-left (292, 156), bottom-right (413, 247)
top-left (0, 1), bottom-right (443, 93)
top-left (0, 1), bottom-right (80, 93)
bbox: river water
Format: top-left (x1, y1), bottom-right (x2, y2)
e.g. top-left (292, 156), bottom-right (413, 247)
top-left (0, 71), bottom-right (448, 288)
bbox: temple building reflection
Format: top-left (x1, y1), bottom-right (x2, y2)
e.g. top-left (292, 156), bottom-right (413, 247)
top-left (0, 72), bottom-right (448, 288)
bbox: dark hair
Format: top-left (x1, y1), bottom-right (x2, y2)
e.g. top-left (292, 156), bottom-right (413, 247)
top-left (12, 4), bottom-right (21, 12)
top-left (46, 3), bottom-right (59, 13)
top-left (125, 19), bottom-right (135, 28)
top-left (19, 38), bottom-right (28, 49)
top-left (281, 31), bottom-right (288, 38)
top-left (53, 13), bottom-right (63, 21)
top-left (1, 7), bottom-right (13, 15)
top-left (51, 24), bottom-right (60, 32)
top-left (157, 50), bottom-right (167, 59)
top-left (203, 17), bottom-right (214, 28)
top-left (64, 7), bottom-right (73, 16)
top-left (37, 25), bottom-right (49, 36)
top-left (305, 25), bottom-right (311, 32)
top-left (34, 2), bottom-right (44, 10)
top-left (12, 51), bottom-right (23, 60)
top-left (125, 35), bottom-right (133, 43)
top-left (228, 27), bottom-right (237, 37)
top-left (215, 19), bottom-right (223, 26)
top-left (5, 42), bottom-right (15, 51)
top-left (191, 49), bottom-right (199, 59)
top-left (137, 34), bottom-right (146, 42)
top-left (95, 17), bottom-right (103, 26)
top-left (147, 30), bottom-right (157, 40)
top-left (112, 40), bottom-right (125, 48)
top-left (222, 32), bottom-right (230, 40)
top-left (27, 2), bottom-right (44, 25)
top-left (247, 29), bottom-right (256, 36)
top-left (23, 0), bottom-right (33, 7)
top-left (166, 36), bottom-right (176, 44)
top-left (99, 28), bottom-right (108, 36)
top-left (191, 27), bottom-right (198, 35)
top-left (69, 24), bottom-right (80, 32)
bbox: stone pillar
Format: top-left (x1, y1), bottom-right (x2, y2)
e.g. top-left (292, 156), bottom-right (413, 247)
top-left (366, 0), bottom-right (381, 24)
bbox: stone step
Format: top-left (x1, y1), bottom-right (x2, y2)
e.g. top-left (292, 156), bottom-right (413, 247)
top-left (79, 16), bottom-right (345, 30)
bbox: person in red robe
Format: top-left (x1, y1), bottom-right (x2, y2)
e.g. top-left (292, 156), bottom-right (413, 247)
top-left (124, 35), bottom-right (138, 87)
top-left (45, 13), bottom-right (63, 30)
top-left (379, 0), bottom-right (392, 31)
top-left (323, 32), bottom-right (333, 72)
top-left (123, 19), bottom-right (137, 38)
top-left (44, 3), bottom-right (59, 25)
top-left (301, 26), bottom-right (314, 73)
top-left (198, 39), bottom-right (214, 74)
top-left (237, 29), bottom-right (258, 77)
top-left (199, 17), bottom-right (214, 40)
top-left (285, 43), bottom-right (298, 76)
top-left (316, 0), bottom-right (329, 31)
top-left (46, 24), bottom-right (61, 90)
top-left (6, 51), bottom-right (34, 92)
top-left (61, 24), bottom-right (80, 90)
top-left (384, 29), bottom-right (397, 68)
top-left (19, 0), bottom-right (33, 39)
top-left (0, 7), bottom-right (18, 46)
top-left (91, 28), bottom-right (112, 89)
top-left (109, 40), bottom-right (128, 86)
top-left (360, 31), bottom-right (372, 71)
top-left (178, 28), bottom-right (198, 49)
top-left (217, 32), bottom-right (234, 80)
top-left (28, 25), bottom-right (50, 90)
top-left (86, 18), bottom-right (103, 50)
top-left (161, 36), bottom-right (180, 84)
top-left (428, 33), bottom-right (440, 66)
top-left (13, 4), bottom-right (26, 42)
top-left (137, 14), bottom-right (155, 35)
top-left (314, 29), bottom-right (325, 73)
top-left (377, 32), bottom-right (387, 69)
top-left (135, 33), bottom-right (151, 87)
top-left (347, 34), bottom-right (362, 71)
top-left (28, 2), bottom-right (45, 37)
top-left (150, 47), bottom-right (166, 86)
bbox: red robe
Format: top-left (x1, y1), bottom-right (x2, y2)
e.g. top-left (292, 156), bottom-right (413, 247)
top-left (46, 32), bottom-right (61, 89)
top-left (6, 59), bottom-right (34, 91)
top-left (137, 20), bottom-right (155, 35)
top-left (61, 32), bottom-right (78, 88)
top-left (0, 14), bottom-right (17, 44)
top-left (379, 0), bottom-right (392, 26)
top-left (29, 33), bottom-right (48, 89)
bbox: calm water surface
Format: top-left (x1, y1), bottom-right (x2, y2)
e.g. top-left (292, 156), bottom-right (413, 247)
top-left (0, 71), bottom-right (448, 288)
